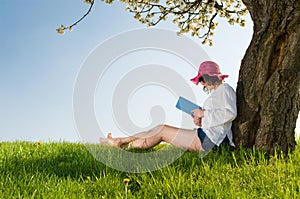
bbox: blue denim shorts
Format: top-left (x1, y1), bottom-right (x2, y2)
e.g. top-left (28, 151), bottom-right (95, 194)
top-left (197, 128), bottom-right (215, 151)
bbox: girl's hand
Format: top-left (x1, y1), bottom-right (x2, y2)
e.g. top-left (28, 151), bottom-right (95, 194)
top-left (191, 108), bottom-right (205, 118)
top-left (192, 115), bottom-right (202, 127)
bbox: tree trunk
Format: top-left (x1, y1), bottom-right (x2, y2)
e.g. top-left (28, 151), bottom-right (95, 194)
top-left (233, 0), bottom-right (300, 154)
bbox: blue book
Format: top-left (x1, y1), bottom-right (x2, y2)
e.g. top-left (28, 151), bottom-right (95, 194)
top-left (175, 96), bottom-right (201, 115)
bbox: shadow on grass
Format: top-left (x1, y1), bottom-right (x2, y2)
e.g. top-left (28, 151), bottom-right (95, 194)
top-left (1, 141), bottom-right (287, 180)
top-left (2, 142), bottom-right (190, 179)
top-left (1, 142), bottom-right (111, 179)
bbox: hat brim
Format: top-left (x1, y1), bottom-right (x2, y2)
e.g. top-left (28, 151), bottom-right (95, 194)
top-left (190, 74), bottom-right (229, 85)
top-left (190, 74), bottom-right (201, 85)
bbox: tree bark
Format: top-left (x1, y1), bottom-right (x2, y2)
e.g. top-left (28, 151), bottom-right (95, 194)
top-left (233, 0), bottom-right (300, 154)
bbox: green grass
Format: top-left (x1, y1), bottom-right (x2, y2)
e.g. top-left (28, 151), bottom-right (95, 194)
top-left (0, 141), bottom-right (299, 199)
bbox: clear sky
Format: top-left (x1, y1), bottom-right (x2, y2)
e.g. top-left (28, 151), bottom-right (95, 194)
top-left (0, 0), bottom-right (299, 142)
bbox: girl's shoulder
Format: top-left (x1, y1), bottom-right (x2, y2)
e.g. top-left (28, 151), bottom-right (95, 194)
top-left (219, 83), bottom-right (233, 90)
top-left (221, 83), bottom-right (236, 94)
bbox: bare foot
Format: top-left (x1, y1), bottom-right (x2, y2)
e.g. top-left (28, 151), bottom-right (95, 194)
top-left (99, 133), bottom-right (120, 147)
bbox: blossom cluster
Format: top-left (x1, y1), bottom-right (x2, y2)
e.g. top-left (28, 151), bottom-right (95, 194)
top-left (57, 0), bottom-right (248, 45)
top-left (117, 0), bottom-right (248, 45)
top-left (56, 24), bottom-right (73, 34)
top-left (84, 0), bottom-right (94, 4)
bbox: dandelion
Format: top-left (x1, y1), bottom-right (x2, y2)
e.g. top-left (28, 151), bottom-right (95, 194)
top-left (123, 178), bottom-right (130, 198)
top-left (36, 141), bottom-right (42, 145)
top-left (123, 178), bottom-right (130, 184)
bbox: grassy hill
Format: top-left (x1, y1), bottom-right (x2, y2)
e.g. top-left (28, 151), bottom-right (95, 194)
top-left (0, 141), bottom-right (299, 198)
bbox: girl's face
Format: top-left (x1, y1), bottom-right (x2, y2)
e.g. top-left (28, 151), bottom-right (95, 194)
top-left (199, 81), bottom-right (215, 91)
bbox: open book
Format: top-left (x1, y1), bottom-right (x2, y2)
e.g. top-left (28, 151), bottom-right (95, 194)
top-left (175, 96), bottom-right (201, 115)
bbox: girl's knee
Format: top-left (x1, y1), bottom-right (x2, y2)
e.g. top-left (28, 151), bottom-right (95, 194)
top-left (154, 124), bottom-right (168, 130)
top-left (152, 124), bottom-right (168, 134)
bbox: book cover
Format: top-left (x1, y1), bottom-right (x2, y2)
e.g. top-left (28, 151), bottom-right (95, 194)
top-left (175, 96), bottom-right (201, 115)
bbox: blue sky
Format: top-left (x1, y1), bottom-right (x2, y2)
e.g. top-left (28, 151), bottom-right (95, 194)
top-left (0, 0), bottom-right (298, 142)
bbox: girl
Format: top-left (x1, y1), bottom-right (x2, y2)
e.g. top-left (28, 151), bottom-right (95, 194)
top-left (100, 61), bottom-right (237, 152)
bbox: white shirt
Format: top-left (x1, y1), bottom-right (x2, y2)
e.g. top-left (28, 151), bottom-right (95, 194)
top-left (201, 83), bottom-right (237, 146)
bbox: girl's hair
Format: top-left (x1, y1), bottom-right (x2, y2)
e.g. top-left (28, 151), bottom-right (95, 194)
top-left (199, 74), bottom-right (222, 86)
top-left (199, 74), bottom-right (223, 94)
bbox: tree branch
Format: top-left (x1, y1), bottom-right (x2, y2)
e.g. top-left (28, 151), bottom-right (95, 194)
top-left (56, 1), bottom-right (95, 34)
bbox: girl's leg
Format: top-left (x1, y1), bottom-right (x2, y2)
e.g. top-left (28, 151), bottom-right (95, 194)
top-left (101, 124), bottom-right (202, 151)
top-left (99, 126), bottom-right (164, 147)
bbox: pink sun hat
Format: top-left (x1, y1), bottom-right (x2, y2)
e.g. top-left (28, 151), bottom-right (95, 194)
top-left (190, 61), bottom-right (229, 85)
